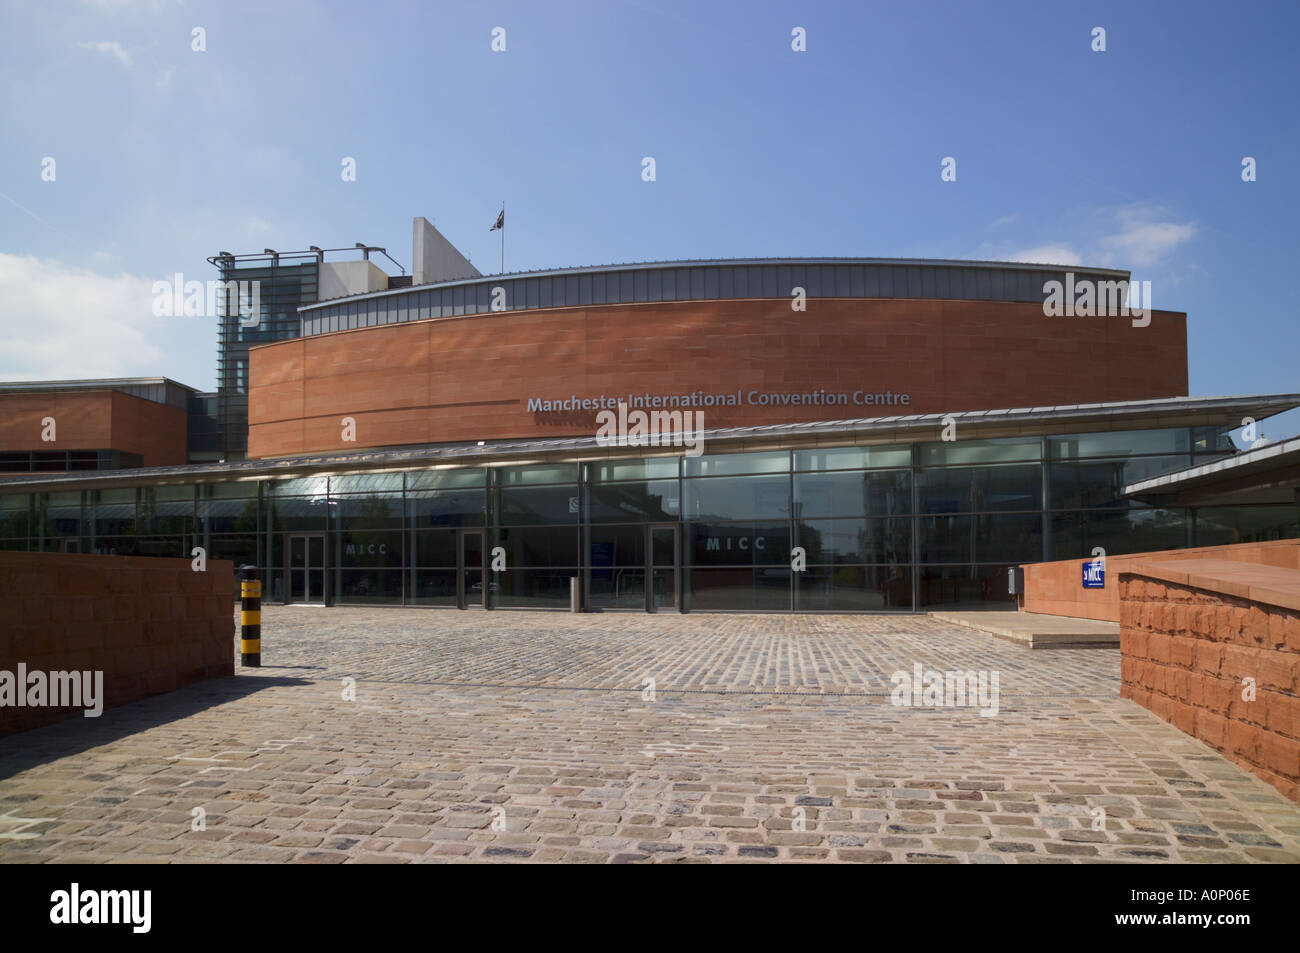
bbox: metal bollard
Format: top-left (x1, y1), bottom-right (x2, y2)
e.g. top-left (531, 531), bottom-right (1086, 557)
top-left (570, 576), bottom-right (580, 613)
top-left (240, 564), bottom-right (261, 667)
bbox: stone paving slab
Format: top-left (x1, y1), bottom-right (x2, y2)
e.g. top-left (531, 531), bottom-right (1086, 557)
top-left (1, 608), bottom-right (1298, 864)
top-left (929, 611), bottom-right (1120, 649)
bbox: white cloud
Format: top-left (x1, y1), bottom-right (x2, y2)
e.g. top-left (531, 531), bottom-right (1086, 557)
top-left (1008, 244), bottom-right (1083, 266)
top-left (77, 39), bottom-right (133, 67)
top-left (1100, 210), bottom-right (1197, 268)
top-left (0, 253), bottom-right (167, 380)
top-left (996, 205), bottom-right (1196, 271)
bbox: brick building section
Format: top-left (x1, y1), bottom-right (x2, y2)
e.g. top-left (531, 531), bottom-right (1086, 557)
top-left (1120, 558), bottom-right (1300, 802)
top-left (0, 552), bottom-right (235, 737)
top-left (1020, 540), bottom-right (1300, 622)
top-left (0, 390), bottom-right (188, 466)
top-left (247, 298), bottom-right (1188, 458)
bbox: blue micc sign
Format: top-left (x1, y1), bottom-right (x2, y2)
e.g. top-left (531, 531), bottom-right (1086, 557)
top-left (1082, 559), bottom-right (1105, 589)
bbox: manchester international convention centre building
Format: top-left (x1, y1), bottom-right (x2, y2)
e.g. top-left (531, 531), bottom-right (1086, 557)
top-left (1, 217), bottom-right (1297, 612)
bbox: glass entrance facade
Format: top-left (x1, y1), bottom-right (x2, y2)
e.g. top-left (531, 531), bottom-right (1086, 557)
top-left (2, 423), bottom-right (1296, 612)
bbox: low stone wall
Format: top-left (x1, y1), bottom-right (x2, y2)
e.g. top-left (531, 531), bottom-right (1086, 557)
top-left (0, 552), bottom-right (235, 736)
top-left (1119, 558), bottom-right (1300, 802)
top-left (1020, 539), bottom-right (1300, 622)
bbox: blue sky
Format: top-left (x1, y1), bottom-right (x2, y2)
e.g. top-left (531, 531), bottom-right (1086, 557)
top-left (1, 0), bottom-right (1297, 436)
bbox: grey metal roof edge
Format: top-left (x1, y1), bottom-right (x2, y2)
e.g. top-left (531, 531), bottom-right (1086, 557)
top-left (4, 393), bottom-right (1298, 495)
top-left (1124, 434), bottom-right (1300, 495)
top-left (298, 256), bottom-right (1132, 312)
top-left (0, 376), bottom-right (204, 393)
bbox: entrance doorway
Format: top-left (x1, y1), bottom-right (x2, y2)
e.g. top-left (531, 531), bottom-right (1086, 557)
top-left (288, 534), bottom-right (326, 605)
top-left (459, 529), bottom-right (486, 609)
top-left (647, 523), bottom-right (680, 612)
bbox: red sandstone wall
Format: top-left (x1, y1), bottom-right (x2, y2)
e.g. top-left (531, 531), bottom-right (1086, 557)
top-left (1119, 559), bottom-right (1300, 802)
top-left (0, 552), bottom-right (235, 736)
top-left (1021, 540), bottom-right (1300, 622)
top-left (247, 298), bottom-right (1188, 458)
top-left (0, 390), bottom-right (188, 466)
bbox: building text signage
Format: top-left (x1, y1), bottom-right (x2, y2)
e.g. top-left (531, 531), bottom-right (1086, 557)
top-left (527, 389), bottom-right (911, 413)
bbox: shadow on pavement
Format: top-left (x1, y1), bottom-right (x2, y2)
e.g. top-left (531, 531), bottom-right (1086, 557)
top-left (0, 673), bottom-right (312, 782)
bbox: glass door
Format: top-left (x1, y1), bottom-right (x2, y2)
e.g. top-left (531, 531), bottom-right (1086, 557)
top-left (459, 529), bottom-right (485, 609)
top-left (648, 524), bottom-right (680, 612)
top-left (288, 534), bottom-right (326, 605)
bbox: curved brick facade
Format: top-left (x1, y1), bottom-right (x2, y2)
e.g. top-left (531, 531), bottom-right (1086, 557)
top-left (247, 298), bottom-right (1187, 458)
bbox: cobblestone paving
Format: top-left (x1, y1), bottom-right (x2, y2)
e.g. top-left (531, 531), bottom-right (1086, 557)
top-left (250, 607), bottom-right (1120, 696)
top-left (2, 607), bottom-right (1298, 864)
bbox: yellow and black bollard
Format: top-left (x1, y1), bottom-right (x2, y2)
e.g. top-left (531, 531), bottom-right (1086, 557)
top-left (239, 565), bottom-right (261, 667)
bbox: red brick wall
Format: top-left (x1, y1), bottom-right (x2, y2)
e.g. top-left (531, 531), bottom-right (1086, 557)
top-left (0, 390), bottom-right (188, 466)
top-left (1120, 559), bottom-right (1300, 802)
top-left (247, 298), bottom-right (1188, 458)
top-left (1021, 540), bottom-right (1300, 622)
top-left (0, 552), bottom-right (235, 736)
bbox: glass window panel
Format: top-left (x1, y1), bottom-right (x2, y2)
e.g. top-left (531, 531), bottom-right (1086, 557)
top-left (1050, 428), bottom-right (1190, 459)
top-left (329, 495), bottom-right (403, 531)
top-left (329, 473), bottom-right (404, 495)
top-left (336, 531), bottom-right (402, 568)
top-left (685, 450), bottom-right (790, 477)
top-left (797, 565), bottom-right (912, 611)
top-left (199, 492), bottom-right (259, 534)
top-left (266, 497), bottom-right (329, 532)
top-left (918, 565), bottom-right (1019, 609)
top-left (139, 487), bottom-right (194, 533)
top-left (1049, 508), bottom-right (1188, 560)
top-left (335, 569), bottom-right (403, 605)
top-left (91, 488), bottom-right (134, 536)
top-left (496, 485), bottom-right (579, 525)
top-left (496, 463), bottom-right (579, 486)
top-left (919, 437), bottom-right (1041, 466)
top-left (588, 480), bottom-right (680, 522)
top-left (689, 567), bottom-right (790, 610)
top-left (204, 534), bottom-right (259, 567)
top-left (918, 512), bottom-right (1043, 563)
top-left (412, 529), bottom-right (458, 566)
top-left (491, 526), bottom-right (579, 567)
top-left (1192, 426), bottom-right (1238, 454)
top-left (917, 464), bottom-right (1042, 513)
top-left (406, 490), bottom-right (485, 527)
top-left (132, 536), bottom-right (187, 559)
top-left (493, 569), bottom-right (576, 609)
top-left (589, 458), bottom-right (679, 482)
top-left (0, 494), bottom-right (30, 539)
top-left (797, 517), bottom-right (912, 564)
top-left (590, 524), bottom-right (647, 568)
top-left (205, 481), bottom-right (260, 500)
top-left (1048, 456), bottom-right (1188, 509)
top-left (270, 476), bottom-right (329, 498)
top-left (409, 568), bottom-right (457, 606)
top-left (684, 474), bottom-right (789, 521)
top-left (688, 521), bottom-right (789, 566)
top-left (794, 445), bottom-right (912, 471)
top-left (794, 469), bottom-right (911, 518)
top-left (588, 569), bottom-right (646, 610)
top-left (1195, 505), bottom-right (1300, 545)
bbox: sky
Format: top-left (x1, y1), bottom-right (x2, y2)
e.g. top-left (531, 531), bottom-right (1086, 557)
top-left (1, 0), bottom-right (1297, 438)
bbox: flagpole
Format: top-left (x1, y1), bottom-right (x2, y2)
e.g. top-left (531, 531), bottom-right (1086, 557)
top-left (500, 200), bottom-right (505, 274)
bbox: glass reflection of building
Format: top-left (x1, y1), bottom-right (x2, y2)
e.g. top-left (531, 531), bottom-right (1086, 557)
top-left (2, 424), bottom-right (1297, 612)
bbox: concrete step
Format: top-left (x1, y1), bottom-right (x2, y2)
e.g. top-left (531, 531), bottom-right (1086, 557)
top-left (928, 610), bottom-right (1120, 649)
